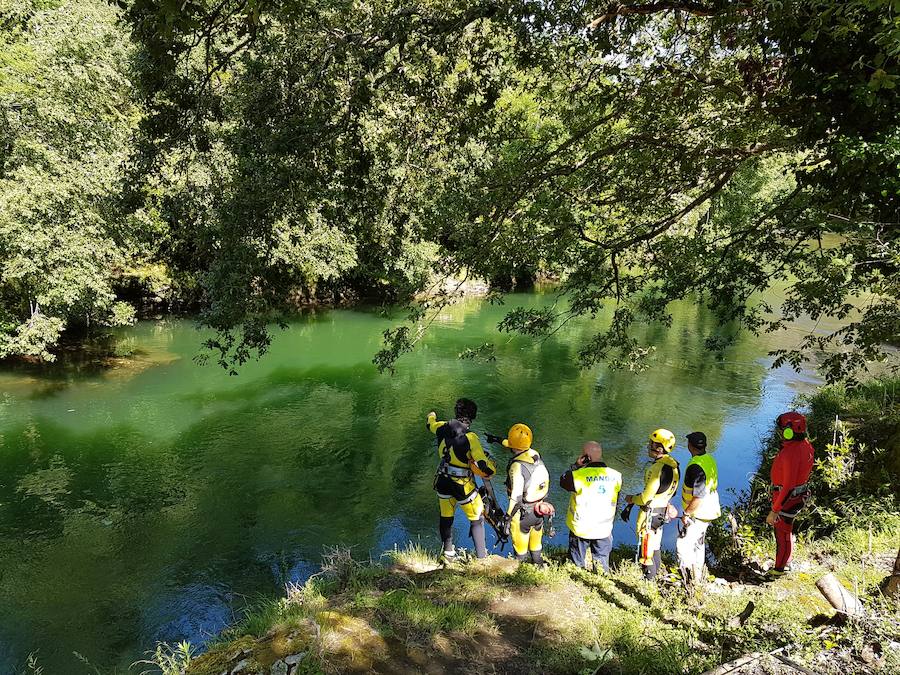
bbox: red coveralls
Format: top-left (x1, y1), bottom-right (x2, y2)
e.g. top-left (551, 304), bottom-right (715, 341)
top-left (770, 434), bottom-right (815, 570)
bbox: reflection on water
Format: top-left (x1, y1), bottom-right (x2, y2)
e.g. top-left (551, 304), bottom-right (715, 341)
top-left (0, 293), bottom-right (822, 672)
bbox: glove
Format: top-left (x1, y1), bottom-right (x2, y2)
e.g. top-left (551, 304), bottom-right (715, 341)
top-left (620, 503), bottom-right (634, 523)
top-left (486, 433), bottom-right (503, 445)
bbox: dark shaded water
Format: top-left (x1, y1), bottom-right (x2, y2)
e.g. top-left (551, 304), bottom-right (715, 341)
top-left (0, 292), bottom-right (823, 672)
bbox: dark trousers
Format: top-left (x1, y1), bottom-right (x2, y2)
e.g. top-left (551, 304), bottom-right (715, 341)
top-left (568, 533), bottom-right (613, 572)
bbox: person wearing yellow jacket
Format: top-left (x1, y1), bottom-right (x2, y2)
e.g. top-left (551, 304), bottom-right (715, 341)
top-left (560, 441), bottom-right (622, 572)
top-left (427, 398), bottom-right (497, 560)
top-left (625, 428), bottom-right (681, 580)
top-left (503, 423), bottom-right (551, 565)
top-left (676, 431), bottom-right (721, 585)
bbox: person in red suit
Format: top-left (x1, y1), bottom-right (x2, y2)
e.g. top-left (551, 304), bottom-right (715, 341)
top-left (766, 411), bottom-right (815, 576)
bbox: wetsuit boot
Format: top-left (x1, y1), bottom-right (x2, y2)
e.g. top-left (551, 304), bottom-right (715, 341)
top-left (530, 550), bottom-right (544, 566)
top-left (643, 550), bottom-right (662, 580)
top-left (440, 516), bottom-right (455, 558)
top-left (470, 517), bottom-right (488, 559)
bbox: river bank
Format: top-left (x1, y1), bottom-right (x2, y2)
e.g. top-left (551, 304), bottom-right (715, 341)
top-left (0, 270), bottom-right (495, 371)
top-left (182, 527), bottom-right (898, 675)
top-left (173, 379), bottom-right (900, 675)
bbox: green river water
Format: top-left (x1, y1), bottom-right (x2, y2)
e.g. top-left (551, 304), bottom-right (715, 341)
top-left (0, 291), bottom-right (826, 673)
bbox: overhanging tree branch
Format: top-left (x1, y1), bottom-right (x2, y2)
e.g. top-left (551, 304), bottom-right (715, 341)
top-left (604, 167), bottom-right (738, 251)
top-left (588, 2), bottom-right (725, 29)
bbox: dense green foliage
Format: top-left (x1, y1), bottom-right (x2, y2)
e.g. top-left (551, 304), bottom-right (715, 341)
top-left (2, 1), bottom-right (898, 377)
top-left (801, 377), bottom-right (900, 531)
top-left (0, 0), bottom-right (142, 360)
top-left (121, 0), bottom-right (899, 379)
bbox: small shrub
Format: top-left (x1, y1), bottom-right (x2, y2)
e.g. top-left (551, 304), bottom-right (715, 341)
top-left (285, 579), bottom-right (329, 611)
top-left (319, 545), bottom-right (380, 590)
top-left (105, 301), bottom-right (137, 327)
top-left (706, 506), bottom-right (773, 574)
top-left (112, 336), bottom-right (137, 357)
top-left (232, 580), bottom-right (328, 639)
top-left (505, 562), bottom-right (545, 587)
top-left (134, 641), bottom-right (195, 675)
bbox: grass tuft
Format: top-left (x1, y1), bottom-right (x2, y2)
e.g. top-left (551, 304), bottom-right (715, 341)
top-left (383, 541), bottom-right (441, 572)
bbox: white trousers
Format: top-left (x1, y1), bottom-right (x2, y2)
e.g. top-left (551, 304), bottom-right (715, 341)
top-left (676, 518), bottom-right (710, 581)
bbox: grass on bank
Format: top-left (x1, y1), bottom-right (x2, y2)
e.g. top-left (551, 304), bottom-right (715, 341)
top-left (180, 524), bottom-right (899, 675)
top-left (166, 379), bottom-right (900, 675)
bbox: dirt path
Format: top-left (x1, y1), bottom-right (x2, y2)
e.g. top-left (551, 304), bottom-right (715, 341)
top-left (362, 558), bottom-right (591, 674)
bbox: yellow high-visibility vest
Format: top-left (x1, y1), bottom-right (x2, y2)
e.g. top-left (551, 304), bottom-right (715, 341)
top-left (566, 464), bottom-right (622, 539)
top-left (681, 453), bottom-right (721, 521)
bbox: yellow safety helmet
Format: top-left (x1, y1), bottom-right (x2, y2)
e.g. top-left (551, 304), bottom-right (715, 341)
top-left (502, 423), bottom-right (533, 451)
top-left (649, 428), bottom-right (676, 453)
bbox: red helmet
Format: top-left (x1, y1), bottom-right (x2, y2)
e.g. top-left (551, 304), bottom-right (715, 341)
top-left (777, 411), bottom-right (807, 437)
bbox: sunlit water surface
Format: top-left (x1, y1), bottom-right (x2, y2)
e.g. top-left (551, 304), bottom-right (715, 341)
top-left (0, 291), bottom-right (830, 672)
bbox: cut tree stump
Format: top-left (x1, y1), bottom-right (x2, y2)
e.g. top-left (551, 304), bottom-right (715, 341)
top-left (816, 572), bottom-right (864, 616)
top-left (727, 600), bottom-right (755, 628)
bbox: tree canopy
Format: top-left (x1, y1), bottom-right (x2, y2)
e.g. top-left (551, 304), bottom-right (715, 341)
top-left (0, 0), bottom-right (142, 359)
top-left (2, 1), bottom-right (898, 380)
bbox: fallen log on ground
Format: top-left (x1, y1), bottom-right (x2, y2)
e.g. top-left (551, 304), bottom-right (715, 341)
top-left (816, 572), bottom-right (864, 616)
top-left (699, 652), bottom-right (763, 675)
top-left (699, 626), bottom-right (835, 675)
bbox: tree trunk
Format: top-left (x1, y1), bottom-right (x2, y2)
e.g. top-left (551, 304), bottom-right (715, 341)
top-left (886, 544), bottom-right (900, 599)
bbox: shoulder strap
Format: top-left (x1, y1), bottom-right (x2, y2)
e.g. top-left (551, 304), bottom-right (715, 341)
top-left (508, 452), bottom-right (543, 490)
